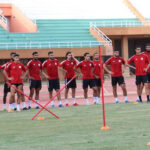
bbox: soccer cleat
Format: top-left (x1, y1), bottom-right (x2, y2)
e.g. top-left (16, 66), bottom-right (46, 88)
top-left (14, 108), bottom-right (17, 111)
top-left (28, 106), bottom-right (31, 110)
top-left (51, 104), bottom-right (55, 108)
top-left (8, 109), bottom-right (13, 113)
top-left (23, 107), bottom-right (28, 110)
top-left (17, 109), bottom-right (21, 112)
top-left (125, 100), bottom-right (129, 103)
top-left (147, 100), bottom-right (150, 103)
top-left (35, 106), bottom-right (40, 109)
top-left (115, 100), bottom-right (119, 104)
top-left (136, 99), bottom-right (140, 102)
top-left (73, 103), bottom-right (79, 106)
top-left (59, 104), bottom-right (63, 107)
top-left (65, 104), bottom-right (69, 107)
top-left (1, 108), bottom-right (6, 111)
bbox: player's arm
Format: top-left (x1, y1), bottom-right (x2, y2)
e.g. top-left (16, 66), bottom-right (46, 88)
top-left (103, 64), bottom-right (113, 75)
top-left (71, 53), bottom-right (80, 65)
top-left (3, 70), bottom-right (13, 81)
top-left (42, 70), bottom-right (49, 79)
top-left (126, 63), bottom-right (136, 70)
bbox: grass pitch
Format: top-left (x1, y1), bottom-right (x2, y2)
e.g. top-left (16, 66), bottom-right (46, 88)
top-left (0, 103), bottom-right (150, 150)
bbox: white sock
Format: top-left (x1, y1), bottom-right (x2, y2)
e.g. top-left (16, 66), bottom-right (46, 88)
top-left (13, 103), bottom-right (16, 109)
top-left (72, 98), bottom-right (76, 104)
top-left (59, 101), bottom-right (62, 105)
top-left (96, 97), bottom-right (99, 103)
top-left (22, 102), bottom-right (26, 108)
top-left (35, 100), bottom-right (39, 107)
top-left (17, 104), bottom-right (20, 111)
top-left (51, 101), bottom-right (54, 106)
top-left (93, 97), bottom-right (97, 102)
top-left (28, 100), bottom-right (32, 107)
top-left (3, 104), bottom-right (6, 108)
top-left (115, 97), bottom-right (118, 102)
top-left (124, 96), bottom-right (128, 101)
top-left (65, 99), bottom-right (68, 104)
top-left (86, 99), bottom-right (89, 104)
top-left (9, 104), bottom-right (13, 110)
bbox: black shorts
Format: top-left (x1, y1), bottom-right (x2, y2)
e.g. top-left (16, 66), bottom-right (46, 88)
top-left (83, 79), bottom-right (96, 89)
top-left (136, 75), bottom-right (149, 85)
top-left (48, 78), bottom-right (60, 92)
top-left (4, 82), bottom-right (10, 93)
top-left (147, 73), bottom-right (150, 82)
top-left (11, 83), bottom-right (23, 87)
top-left (111, 76), bottom-right (125, 86)
top-left (65, 78), bottom-right (77, 89)
top-left (30, 80), bottom-right (42, 89)
top-left (94, 78), bottom-right (101, 87)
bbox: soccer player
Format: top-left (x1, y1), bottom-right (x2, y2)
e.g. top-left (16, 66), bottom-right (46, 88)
top-left (103, 51), bottom-right (129, 104)
top-left (27, 52), bottom-right (42, 109)
top-left (60, 52), bottom-right (79, 107)
top-left (127, 46), bottom-right (150, 103)
top-left (1, 52), bottom-right (16, 111)
top-left (92, 52), bottom-right (102, 104)
top-left (75, 52), bottom-right (97, 105)
top-left (3, 54), bottom-right (27, 112)
top-left (42, 51), bottom-right (63, 108)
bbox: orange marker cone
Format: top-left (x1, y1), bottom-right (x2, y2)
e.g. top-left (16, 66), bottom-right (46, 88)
top-left (147, 142), bottom-right (150, 146)
top-left (37, 117), bottom-right (45, 120)
top-left (134, 102), bottom-right (139, 104)
top-left (101, 126), bottom-right (110, 130)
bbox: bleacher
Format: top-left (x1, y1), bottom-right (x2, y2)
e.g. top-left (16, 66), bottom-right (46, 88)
top-left (0, 18), bottom-right (143, 50)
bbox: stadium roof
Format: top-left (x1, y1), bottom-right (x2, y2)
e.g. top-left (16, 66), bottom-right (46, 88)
top-left (0, 0), bottom-right (140, 19)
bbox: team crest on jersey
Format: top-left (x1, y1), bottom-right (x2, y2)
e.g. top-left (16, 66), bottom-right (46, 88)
top-left (118, 60), bottom-right (121, 62)
top-left (33, 64), bottom-right (35, 66)
top-left (38, 64), bottom-right (40, 66)
top-left (99, 64), bottom-right (100, 66)
top-left (13, 66), bottom-right (15, 69)
top-left (19, 66), bottom-right (21, 68)
top-left (141, 57), bottom-right (143, 60)
top-left (71, 62), bottom-right (73, 65)
top-left (55, 63), bottom-right (57, 65)
top-left (89, 63), bottom-right (92, 66)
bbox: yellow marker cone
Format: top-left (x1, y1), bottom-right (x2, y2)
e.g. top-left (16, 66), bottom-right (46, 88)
top-left (134, 102), bottom-right (139, 104)
top-left (37, 117), bottom-right (45, 120)
top-left (147, 142), bottom-right (150, 146)
top-left (101, 126), bottom-right (110, 130)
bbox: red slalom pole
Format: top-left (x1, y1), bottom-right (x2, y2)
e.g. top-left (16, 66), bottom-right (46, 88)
top-left (99, 46), bottom-right (109, 130)
top-left (31, 75), bottom-right (76, 120)
top-left (6, 82), bottom-right (60, 119)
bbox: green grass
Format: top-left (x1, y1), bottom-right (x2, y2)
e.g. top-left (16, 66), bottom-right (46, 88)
top-left (0, 103), bottom-right (150, 150)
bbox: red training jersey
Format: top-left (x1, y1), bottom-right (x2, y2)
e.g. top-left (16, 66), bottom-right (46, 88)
top-left (5, 62), bottom-right (26, 84)
top-left (76, 60), bottom-right (94, 79)
top-left (27, 59), bottom-right (42, 80)
top-left (105, 57), bottom-right (125, 77)
top-left (142, 51), bottom-right (150, 73)
top-left (92, 60), bottom-right (102, 78)
top-left (60, 59), bottom-right (76, 79)
top-left (42, 59), bottom-right (59, 80)
top-left (128, 54), bottom-right (149, 76)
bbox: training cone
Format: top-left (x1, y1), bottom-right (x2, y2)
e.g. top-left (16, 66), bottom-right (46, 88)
top-left (147, 142), bottom-right (150, 146)
top-left (134, 102), bottom-right (139, 104)
top-left (101, 126), bottom-right (110, 130)
top-left (8, 109), bottom-right (13, 113)
top-left (37, 117), bottom-right (45, 120)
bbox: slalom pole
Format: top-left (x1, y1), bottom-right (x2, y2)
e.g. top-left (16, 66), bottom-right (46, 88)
top-left (6, 82), bottom-right (60, 119)
top-left (31, 75), bottom-right (76, 120)
top-left (99, 46), bottom-right (110, 130)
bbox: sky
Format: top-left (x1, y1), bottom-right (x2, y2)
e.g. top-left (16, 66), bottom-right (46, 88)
top-left (0, 0), bottom-right (149, 19)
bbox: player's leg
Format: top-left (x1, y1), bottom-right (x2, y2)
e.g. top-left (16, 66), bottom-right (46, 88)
top-left (48, 80), bottom-right (55, 108)
top-left (2, 83), bottom-right (8, 111)
top-left (28, 80), bottom-right (35, 109)
top-left (83, 79), bottom-right (89, 105)
top-left (34, 80), bottom-right (42, 109)
top-left (136, 83), bottom-right (144, 102)
top-left (136, 76), bottom-right (143, 102)
top-left (142, 75), bottom-right (150, 102)
top-left (64, 78), bottom-right (69, 106)
top-left (71, 78), bottom-right (78, 106)
top-left (111, 77), bottom-right (119, 104)
top-left (90, 79), bottom-right (97, 104)
top-left (8, 86), bottom-right (16, 112)
top-left (21, 87), bottom-right (27, 110)
top-left (93, 79), bottom-right (100, 104)
top-left (55, 79), bottom-right (63, 107)
top-left (119, 76), bottom-right (129, 103)
top-left (16, 84), bottom-right (24, 111)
